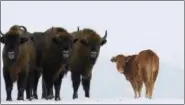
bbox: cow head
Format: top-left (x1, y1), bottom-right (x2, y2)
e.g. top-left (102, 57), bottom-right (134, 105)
top-left (52, 32), bottom-right (74, 60)
top-left (73, 30), bottom-right (107, 60)
top-left (0, 26), bottom-right (28, 61)
top-left (111, 54), bottom-right (132, 74)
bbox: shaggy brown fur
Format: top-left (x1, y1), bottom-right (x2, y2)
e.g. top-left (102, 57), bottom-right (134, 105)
top-left (3, 25), bottom-right (36, 83)
top-left (68, 28), bottom-right (107, 99)
top-left (111, 49), bottom-right (159, 99)
top-left (32, 26), bottom-right (74, 100)
top-left (0, 25), bottom-right (37, 101)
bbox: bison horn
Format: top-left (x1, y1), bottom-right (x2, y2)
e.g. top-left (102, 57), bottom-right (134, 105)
top-left (0, 31), bottom-right (5, 36)
top-left (19, 26), bottom-right (27, 33)
top-left (77, 26), bottom-right (80, 32)
top-left (101, 30), bottom-right (107, 41)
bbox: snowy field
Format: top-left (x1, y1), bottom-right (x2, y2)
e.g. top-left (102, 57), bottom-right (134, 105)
top-left (1, 1), bottom-right (184, 104)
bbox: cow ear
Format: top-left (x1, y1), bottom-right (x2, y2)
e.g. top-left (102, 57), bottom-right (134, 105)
top-left (100, 39), bottom-right (107, 46)
top-left (20, 37), bottom-right (28, 44)
top-left (111, 56), bottom-right (117, 62)
top-left (0, 37), bottom-right (5, 43)
top-left (125, 56), bottom-right (131, 63)
top-left (80, 38), bottom-right (88, 46)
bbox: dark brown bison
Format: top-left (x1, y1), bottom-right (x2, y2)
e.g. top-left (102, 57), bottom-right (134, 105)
top-left (31, 27), bottom-right (74, 100)
top-left (0, 25), bottom-right (37, 101)
top-left (68, 28), bottom-right (107, 99)
top-left (111, 49), bottom-right (159, 99)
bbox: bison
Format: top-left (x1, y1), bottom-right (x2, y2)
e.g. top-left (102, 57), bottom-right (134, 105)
top-left (111, 49), bottom-right (159, 99)
top-left (0, 25), bottom-right (37, 101)
top-left (68, 28), bottom-right (107, 99)
top-left (31, 27), bottom-right (74, 100)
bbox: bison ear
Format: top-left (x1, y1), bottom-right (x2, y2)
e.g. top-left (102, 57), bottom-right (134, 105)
top-left (100, 39), bottom-right (107, 46)
top-left (20, 37), bottom-right (28, 44)
top-left (0, 37), bottom-right (5, 43)
top-left (52, 37), bottom-right (60, 44)
top-left (80, 38), bottom-right (88, 46)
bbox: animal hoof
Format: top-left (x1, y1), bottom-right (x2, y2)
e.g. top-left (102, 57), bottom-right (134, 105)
top-left (27, 97), bottom-right (33, 101)
top-left (85, 93), bottom-right (90, 98)
top-left (46, 95), bottom-right (54, 100)
top-left (34, 94), bottom-right (38, 99)
top-left (55, 97), bottom-right (61, 101)
top-left (6, 98), bottom-right (12, 101)
top-left (17, 96), bottom-right (24, 101)
top-left (73, 94), bottom-right (78, 99)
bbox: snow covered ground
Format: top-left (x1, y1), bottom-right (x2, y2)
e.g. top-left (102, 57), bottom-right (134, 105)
top-left (1, 1), bottom-right (184, 104)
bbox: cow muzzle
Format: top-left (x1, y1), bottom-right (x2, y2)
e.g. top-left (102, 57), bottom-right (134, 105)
top-left (118, 68), bottom-right (124, 74)
top-left (90, 51), bottom-right (98, 58)
top-left (8, 52), bottom-right (15, 60)
top-left (62, 50), bottom-right (70, 59)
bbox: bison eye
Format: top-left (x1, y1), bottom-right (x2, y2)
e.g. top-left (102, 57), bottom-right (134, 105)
top-left (80, 39), bottom-right (89, 46)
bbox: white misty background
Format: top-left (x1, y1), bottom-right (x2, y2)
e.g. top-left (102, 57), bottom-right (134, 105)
top-left (0, 1), bottom-right (184, 102)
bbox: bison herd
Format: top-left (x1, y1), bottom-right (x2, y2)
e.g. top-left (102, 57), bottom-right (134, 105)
top-left (0, 25), bottom-right (159, 101)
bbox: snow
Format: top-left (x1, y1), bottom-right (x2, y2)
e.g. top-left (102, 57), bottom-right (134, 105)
top-left (1, 1), bottom-right (184, 104)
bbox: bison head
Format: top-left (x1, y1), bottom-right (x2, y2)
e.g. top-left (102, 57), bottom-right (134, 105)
top-left (0, 26), bottom-right (28, 61)
top-left (74, 30), bottom-right (107, 60)
top-left (111, 54), bottom-right (132, 74)
top-left (52, 32), bottom-right (74, 60)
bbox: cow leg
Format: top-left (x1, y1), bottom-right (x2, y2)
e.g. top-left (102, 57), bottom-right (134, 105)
top-left (3, 69), bottom-right (13, 101)
top-left (33, 69), bottom-right (41, 99)
top-left (130, 81), bottom-right (137, 98)
top-left (17, 71), bottom-right (27, 101)
top-left (71, 73), bottom-right (81, 99)
top-left (144, 81), bottom-right (149, 98)
top-left (137, 81), bottom-right (143, 98)
top-left (82, 76), bottom-right (91, 98)
top-left (26, 71), bottom-right (34, 101)
top-left (54, 73), bottom-right (64, 101)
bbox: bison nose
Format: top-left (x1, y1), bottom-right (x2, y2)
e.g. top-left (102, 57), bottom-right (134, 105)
top-left (63, 50), bottom-right (69, 58)
top-left (90, 51), bottom-right (97, 58)
top-left (8, 52), bottom-right (15, 60)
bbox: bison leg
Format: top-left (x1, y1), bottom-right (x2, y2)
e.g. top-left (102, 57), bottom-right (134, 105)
top-left (130, 81), bottom-right (138, 98)
top-left (26, 71), bottom-right (34, 101)
top-left (17, 72), bottom-right (27, 101)
top-left (82, 76), bottom-right (91, 98)
top-left (33, 69), bottom-right (41, 99)
top-left (3, 69), bottom-right (13, 101)
top-left (43, 73), bottom-right (54, 100)
top-left (71, 73), bottom-right (81, 99)
top-left (41, 75), bottom-right (47, 99)
top-left (54, 73), bottom-right (64, 101)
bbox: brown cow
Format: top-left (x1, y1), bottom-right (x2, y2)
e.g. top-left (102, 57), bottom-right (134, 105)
top-left (135, 49), bottom-right (159, 99)
top-left (111, 49), bottom-right (159, 99)
top-left (111, 54), bottom-right (143, 98)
